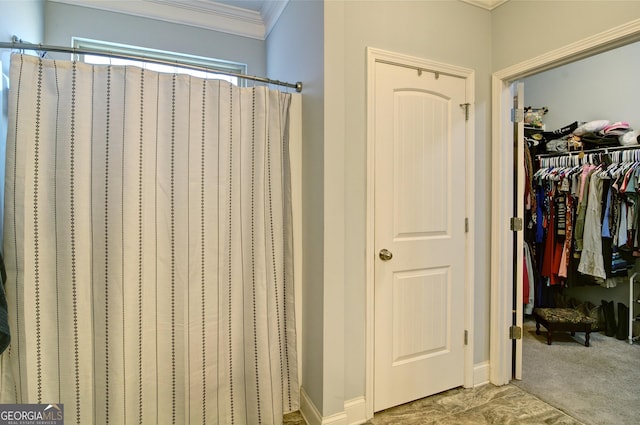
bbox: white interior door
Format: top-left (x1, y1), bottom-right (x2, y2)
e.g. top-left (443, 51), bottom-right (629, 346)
top-left (373, 60), bottom-right (467, 412)
top-left (512, 81), bottom-right (525, 381)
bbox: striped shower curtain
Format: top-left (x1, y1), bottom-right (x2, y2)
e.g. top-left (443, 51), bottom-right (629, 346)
top-left (1, 53), bottom-right (298, 424)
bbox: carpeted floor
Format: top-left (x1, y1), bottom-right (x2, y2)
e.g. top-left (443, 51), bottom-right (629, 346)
top-left (512, 318), bottom-right (640, 425)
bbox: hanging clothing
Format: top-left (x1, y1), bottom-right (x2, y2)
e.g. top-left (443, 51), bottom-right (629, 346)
top-left (573, 164), bottom-right (596, 256)
top-left (558, 194), bottom-right (574, 278)
top-left (539, 184), bottom-right (565, 285)
top-left (532, 154), bottom-right (636, 289)
top-left (524, 242), bottom-right (535, 315)
top-left (0, 253), bottom-right (9, 355)
top-left (578, 171), bottom-right (607, 279)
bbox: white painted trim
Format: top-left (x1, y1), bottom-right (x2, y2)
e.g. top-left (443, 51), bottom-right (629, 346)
top-left (48, 0), bottom-right (290, 40)
top-left (365, 46), bottom-right (476, 420)
top-left (300, 390), bottom-right (367, 425)
top-left (289, 93), bottom-right (303, 388)
top-left (302, 363), bottom-right (487, 425)
top-left (513, 82), bottom-right (525, 381)
top-left (463, 67), bottom-right (476, 392)
top-left (261, 0), bottom-right (289, 38)
top-left (344, 397), bottom-right (368, 425)
top-left (490, 18), bottom-right (640, 387)
top-left (489, 73), bottom-right (515, 386)
top-left (459, 0), bottom-right (509, 11)
top-left (300, 387), bottom-right (325, 425)
top-left (316, 410), bottom-right (348, 425)
top-left (494, 18), bottom-right (640, 81)
top-left (365, 46), bottom-right (377, 421)
top-left (473, 361), bottom-right (491, 388)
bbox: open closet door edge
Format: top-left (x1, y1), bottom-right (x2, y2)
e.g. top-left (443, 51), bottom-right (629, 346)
top-left (512, 81), bottom-right (525, 380)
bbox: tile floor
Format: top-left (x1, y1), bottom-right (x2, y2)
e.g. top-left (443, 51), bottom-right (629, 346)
top-left (284, 384), bottom-right (584, 424)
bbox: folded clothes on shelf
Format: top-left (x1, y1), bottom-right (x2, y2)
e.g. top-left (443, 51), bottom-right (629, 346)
top-left (532, 119), bottom-right (637, 153)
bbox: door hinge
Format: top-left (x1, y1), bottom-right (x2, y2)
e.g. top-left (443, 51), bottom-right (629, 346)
top-left (465, 217), bottom-right (469, 233)
top-left (460, 103), bottom-right (470, 121)
top-left (464, 330), bottom-right (469, 345)
top-left (510, 217), bottom-right (523, 231)
top-left (511, 108), bottom-right (524, 123)
top-left (509, 326), bottom-right (522, 340)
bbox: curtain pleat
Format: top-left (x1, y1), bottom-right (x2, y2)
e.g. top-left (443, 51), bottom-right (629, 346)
top-left (1, 53), bottom-right (298, 425)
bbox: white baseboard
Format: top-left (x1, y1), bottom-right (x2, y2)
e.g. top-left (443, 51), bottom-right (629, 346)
top-left (300, 388), bottom-right (367, 425)
top-left (473, 361), bottom-right (490, 387)
top-left (301, 362), bottom-right (490, 425)
top-left (300, 387), bottom-right (325, 425)
top-left (344, 396), bottom-right (367, 425)
top-left (300, 387), bottom-right (347, 425)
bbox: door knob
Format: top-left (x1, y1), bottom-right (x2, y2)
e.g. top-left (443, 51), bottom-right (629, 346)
top-left (379, 249), bottom-right (393, 261)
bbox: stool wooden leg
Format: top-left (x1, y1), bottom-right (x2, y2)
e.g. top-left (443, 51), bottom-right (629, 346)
top-left (536, 321), bottom-right (541, 335)
top-left (547, 329), bottom-right (552, 345)
top-left (585, 325), bottom-right (591, 347)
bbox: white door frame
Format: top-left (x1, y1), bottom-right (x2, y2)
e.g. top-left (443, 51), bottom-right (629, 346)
top-left (365, 47), bottom-right (475, 418)
top-left (490, 19), bottom-right (640, 386)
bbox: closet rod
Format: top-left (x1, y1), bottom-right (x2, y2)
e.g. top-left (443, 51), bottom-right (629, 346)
top-left (535, 144), bottom-right (640, 159)
top-left (0, 41), bottom-right (303, 93)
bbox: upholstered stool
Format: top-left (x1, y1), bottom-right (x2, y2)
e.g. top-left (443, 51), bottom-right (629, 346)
top-left (533, 308), bottom-right (597, 347)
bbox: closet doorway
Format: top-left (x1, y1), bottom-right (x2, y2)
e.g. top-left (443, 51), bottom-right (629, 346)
top-left (490, 20), bottom-right (640, 385)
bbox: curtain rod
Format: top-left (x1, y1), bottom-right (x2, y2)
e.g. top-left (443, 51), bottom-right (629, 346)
top-left (0, 41), bottom-right (303, 93)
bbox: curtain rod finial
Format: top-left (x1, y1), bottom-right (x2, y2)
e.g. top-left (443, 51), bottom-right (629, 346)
top-left (295, 82), bottom-right (302, 93)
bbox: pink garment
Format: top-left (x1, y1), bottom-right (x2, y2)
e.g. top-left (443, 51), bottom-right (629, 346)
top-left (620, 167), bottom-right (635, 193)
top-left (578, 165), bottom-right (596, 203)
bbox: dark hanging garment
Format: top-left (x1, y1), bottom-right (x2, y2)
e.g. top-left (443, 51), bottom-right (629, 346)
top-left (541, 191), bottom-right (564, 285)
top-left (0, 253), bottom-right (10, 354)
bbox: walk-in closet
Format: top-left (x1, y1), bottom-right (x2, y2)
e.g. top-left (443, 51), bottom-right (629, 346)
top-left (521, 40), bottom-right (640, 339)
top-left (513, 39), bottom-right (640, 425)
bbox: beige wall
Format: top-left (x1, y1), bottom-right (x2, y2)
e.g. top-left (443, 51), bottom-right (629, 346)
top-left (0, 0), bottom-right (44, 76)
top-left (15, 0), bottom-right (640, 420)
top-left (492, 0), bottom-right (640, 72)
top-left (334, 0), bottom-right (493, 407)
top-left (266, 0), bottom-right (328, 413)
top-left (294, 0), bottom-right (640, 417)
top-left (44, 1), bottom-right (267, 77)
top-left (270, 0), bottom-right (493, 416)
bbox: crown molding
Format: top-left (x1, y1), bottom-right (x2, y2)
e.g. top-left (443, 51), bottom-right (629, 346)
top-left (261, 0), bottom-right (289, 37)
top-left (48, 0), bottom-right (289, 40)
top-left (459, 0), bottom-right (509, 11)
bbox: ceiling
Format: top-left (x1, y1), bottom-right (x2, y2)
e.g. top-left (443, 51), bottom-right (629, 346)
top-left (49, 0), bottom-right (509, 41)
top-left (49, 0), bottom-right (290, 40)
